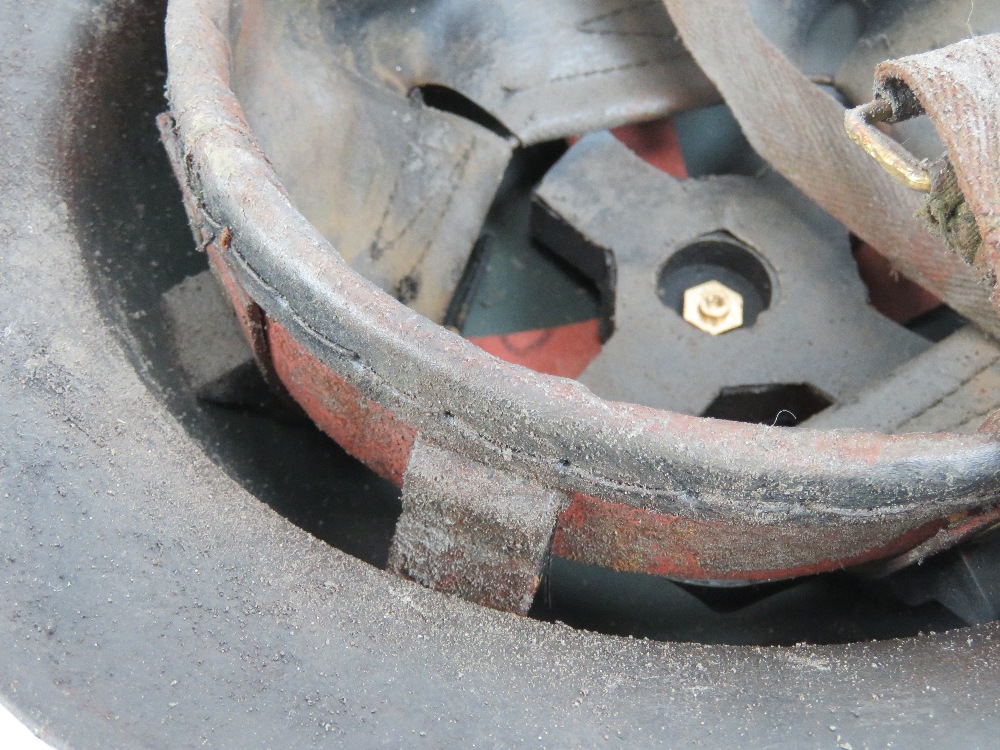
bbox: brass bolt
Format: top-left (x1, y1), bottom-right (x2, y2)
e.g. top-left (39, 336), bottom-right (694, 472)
top-left (682, 280), bottom-right (744, 335)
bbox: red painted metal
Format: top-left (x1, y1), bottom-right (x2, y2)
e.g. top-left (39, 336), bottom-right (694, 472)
top-left (206, 239), bottom-right (418, 485)
top-left (469, 319), bottom-right (602, 378)
top-left (551, 493), bottom-right (950, 582)
top-left (244, 289), bottom-right (993, 584)
top-left (854, 241), bottom-right (943, 324)
top-left (609, 118), bottom-right (688, 178)
top-left (269, 321), bottom-right (417, 486)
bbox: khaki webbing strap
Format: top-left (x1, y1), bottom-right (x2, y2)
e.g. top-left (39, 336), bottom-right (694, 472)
top-left (661, 1), bottom-right (1000, 339)
top-left (869, 35), bottom-right (1000, 309)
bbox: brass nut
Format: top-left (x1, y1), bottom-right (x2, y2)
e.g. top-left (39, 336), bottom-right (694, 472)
top-left (682, 280), bottom-right (744, 335)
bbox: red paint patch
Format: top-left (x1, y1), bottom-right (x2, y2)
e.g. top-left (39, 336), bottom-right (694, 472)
top-left (268, 322), bottom-right (416, 486)
top-left (552, 494), bottom-right (946, 582)
top-left (610, 119), bottom-right (688, 178)
top-left (469, 319), bottom-right (602, 378)
top-left (853, 241), bottom-right (942, 323)
top-left (568, 118), bottom-right (689, 178)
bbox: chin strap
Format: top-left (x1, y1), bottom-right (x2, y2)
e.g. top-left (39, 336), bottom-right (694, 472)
top-left (660, 1), bottom-right (1000, 339)
top-left (847, 35), bottom-right (1000, 313)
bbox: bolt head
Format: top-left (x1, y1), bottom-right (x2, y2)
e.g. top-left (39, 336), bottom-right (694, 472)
top-left (682, 280), bottom-right (744, 335)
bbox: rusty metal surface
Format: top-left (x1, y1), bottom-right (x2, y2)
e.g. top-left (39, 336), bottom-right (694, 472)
top-left (389, 439), bottom-right (568, 613)
top-left (269, 320), bottom-right (417, 486)
top-left (165, 0), bottom-right (1000, 595)
top-left (534, 131), bottom-right (929, 415)
top-left (215, 285), bottom-right (1000, 586)
top-left (23, 1), bottom-right (1000, 745)
top-left (552, 494), bottom-right (953, 582)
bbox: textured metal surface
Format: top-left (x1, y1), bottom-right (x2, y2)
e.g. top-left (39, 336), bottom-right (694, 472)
top-left (534, 132), bottom-right (929, 415)
top-left (269, 320), bottom-right (417, 486)
top-left (551, 493), bottom-right (960, 582)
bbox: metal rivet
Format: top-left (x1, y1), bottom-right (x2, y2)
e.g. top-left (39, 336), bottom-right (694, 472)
top-left (682, 280), bottom-right (744, 335)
